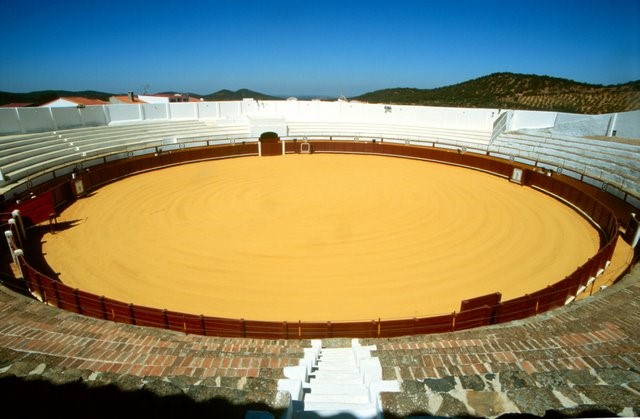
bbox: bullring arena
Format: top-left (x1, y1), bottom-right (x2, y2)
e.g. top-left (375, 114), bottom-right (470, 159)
top-left (0, 100), bottom-right (639, 418)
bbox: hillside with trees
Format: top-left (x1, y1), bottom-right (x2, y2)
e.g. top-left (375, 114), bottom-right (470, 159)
top-left (352, 73), bottom-right (640, 114)
top-left (2, 73), bottom-right (639, 114)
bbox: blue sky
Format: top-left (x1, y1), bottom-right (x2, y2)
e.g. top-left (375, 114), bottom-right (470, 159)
top-left (1, 0), bottom-right (639, 97)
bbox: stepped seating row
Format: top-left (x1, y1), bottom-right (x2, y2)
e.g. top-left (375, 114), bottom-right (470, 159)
top-left (491, 130), bottom-right (640, 197)
top-left (0, 120), bottom-right (200, 163)
top-left (201, 121), bottom-right (252, 140)
top-left (1, 119), bottom-right (637, 205)
top-left (0, 133), bottom-right (65, 159)
top-left (0, 120), bottom-right (196, 153)
top-left (0, 120), bottom-right (251, 186)
top-left (286, 121), bottom-right (491, 145)
top-left (498, 130), bottom-right (640, 169)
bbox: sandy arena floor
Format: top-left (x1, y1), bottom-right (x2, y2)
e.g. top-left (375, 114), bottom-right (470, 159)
top-left (42, 154), bottom-right (603, 322)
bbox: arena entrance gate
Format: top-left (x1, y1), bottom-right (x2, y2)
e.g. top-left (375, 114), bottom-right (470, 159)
top-left (258, 132), bottom-right (284, 157)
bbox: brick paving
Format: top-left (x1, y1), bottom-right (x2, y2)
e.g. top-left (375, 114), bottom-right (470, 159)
top-left (0, 264), bottom-right (639, 418)
top-left (364, 264), bottom-right (640, 417)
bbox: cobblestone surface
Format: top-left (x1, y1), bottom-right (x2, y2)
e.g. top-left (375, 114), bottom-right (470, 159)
top-left (369, 264), bottom-right (640, 418)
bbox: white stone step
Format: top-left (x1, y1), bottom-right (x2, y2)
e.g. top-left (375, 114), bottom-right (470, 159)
top-left (318, 354), bottom-right (354, 361)
top-left (317, 360), bottom-right (355, 366)
top-left (295, 407), bottom-right (378, 419)
top-left (304, 393), bottom-right (370, 404)
top-left (321, 347), bottom-right (353, 354)
top-left (302, 401), bottom-right (378, 417)
top-left (318, 353), bottom-right (354, 359)
top-left (307, 382), bottom-right (368, 395)
top-left (292, 341), bottom-right (395, 419)
top-left (311, 371), bottom-right (363, 383)
top-left (309, 377), bottom-right (363, 385)
top-left (320, 348), bottom-right (353, 358)
top-left (315, 361), bottom-right (357, 371)
top-left (318, 353), bottom-right (355, 360)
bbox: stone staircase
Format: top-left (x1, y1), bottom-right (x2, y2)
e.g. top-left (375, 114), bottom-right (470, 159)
top-left (277, 339), bottom-right (400, 419)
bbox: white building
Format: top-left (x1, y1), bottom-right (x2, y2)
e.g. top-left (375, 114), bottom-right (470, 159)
top-left (41, 97), bottom-right (108, 107)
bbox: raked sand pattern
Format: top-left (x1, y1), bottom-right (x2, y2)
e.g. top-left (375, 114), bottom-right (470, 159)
top-left (42, 154), bottom-right (600, 322)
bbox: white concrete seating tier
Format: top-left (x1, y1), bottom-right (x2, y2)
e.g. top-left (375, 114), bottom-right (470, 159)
top-left (54, 120), bottom-right (207, 143)
top-left (498, 130), bottom-right (640, 168)
top-left (285, 121), bottom-right (491, 145)
top-left (1, 143), bottom-right (77, 175)
top-left (0, 119), bottom-right (251, 186)
top-left (0, 133), bottom-right (63, 159)
top-left (491, 135), bottom-right (639, 176)
top-left (491, 130), bottom-right (640, 196)
top-left (0, 137), bottom-right (66, 164)
top-left (0, 121), bottom-right (205, 161)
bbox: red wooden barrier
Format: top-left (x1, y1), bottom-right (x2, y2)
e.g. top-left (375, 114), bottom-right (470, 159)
top-left (332, 321), bottom-right (377, 338)
top-left (23, 265), bottom-right (41, 298)
top-left (260, 141), bottom-right (282, 157)
top-left (37, 273), bottom-right (56, 306)
top-left (165, 311), bottom-right (205, 335)
top-left (202, 316), bottom-right (243, 337)
top-left (413, 313), bottom-right (455, 334)
top-left (131, 304), bottom-right (166, 329)
top-left (460, 292), bottom-right (502, 312)
top-left (75, 290), bottom-right (107, 319)
top-left (298, 322), bottom-right (331, 339)
top-left (53, 281), bottom-right (81, 314)
top-left (244, 320), bottom-right (286, 339)
top-left (454, 305), bottom-right (494, 331)
top-left (378, 318), bottom-right (416, 338)
top-left (533, 284), bottom-right (567, 314)
top-left (494, 294), bottom-right (538, 324)
top-left (102, 297), bottom-right (135, 325)
top-left (10, 191), bottom-right (56, 226)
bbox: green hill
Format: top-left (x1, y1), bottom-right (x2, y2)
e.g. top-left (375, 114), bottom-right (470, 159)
top-left (3, 74), bottom-right (639, 114)
top-left (352, 73), bottom-right (640, 114)
top-left (0, 88), bottom-right (280, 106)
top-left (0, 90), bottom-right (112, 106)
top-left (202, 89), bottom-right (280, 101)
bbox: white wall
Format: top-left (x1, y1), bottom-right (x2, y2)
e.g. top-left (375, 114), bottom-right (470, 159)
top-left (80, 106), bottom-right (109, 126)
top-left (551, 113), bottom-right (612, 136)
top-left (508, 110), bottom-right (557, 131)
top-left (106, 104), bottom-right (143, 124)
top-left (141, 103), bottom-right (169, 120)
top-left (241, 100), bottom-right (498, 130)
top-left (218, 101), bottom-right (243, 120)
top-left (612, 110), bottom-right (640, 139)
top-left (197, 102), bottom-right (219, 119)
top-left (169, 103), bottom-right (198, 120)
top-left (51, 107), bottom-right (83, 129)
top-left (16, 107), bottom-right (56, 132)
top-left (0, 108), bottom-right (22, 135)
top-left (0, 101), bottom-right (636, 139)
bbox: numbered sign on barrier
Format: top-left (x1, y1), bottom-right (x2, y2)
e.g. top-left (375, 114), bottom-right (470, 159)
top-left (510, 167), bottom-right (523, 185)
top-left (73, 179), bottom-right (85, 197)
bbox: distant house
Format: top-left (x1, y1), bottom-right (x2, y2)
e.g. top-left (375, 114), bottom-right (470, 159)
top-left (0, 103), bottom-right (35, 108)
top-left (40, 97), bottom-right (108, 107)
top-left (109, 92), bottom-right (147, 104)
top-left (137, 93), bottom-right (201, 103)
top-left (109, 92), bottom-right (201, 105)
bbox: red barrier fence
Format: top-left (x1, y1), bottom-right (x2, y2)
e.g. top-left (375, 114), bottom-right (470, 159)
top-left (11, 140), bottom-right (623, 339)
